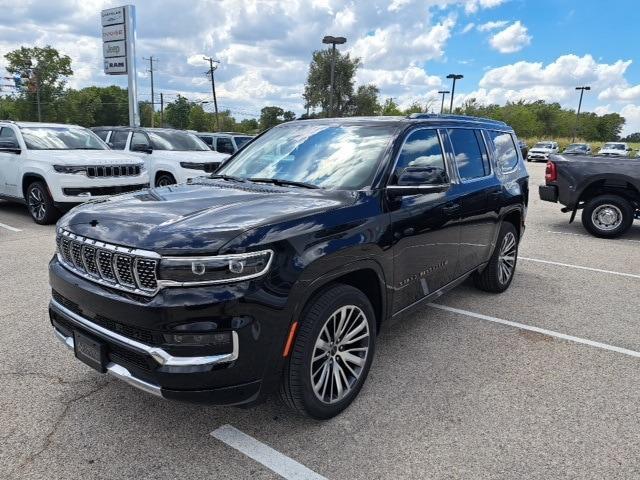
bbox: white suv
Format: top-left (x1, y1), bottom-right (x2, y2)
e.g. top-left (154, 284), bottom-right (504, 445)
top-left (527, 141), bottom-right (559, 162)
top-left (93, 127), bottom-right (229, 186)
top-left (0, 121), bottom-right (149, 224)
top-left (597, 142), bottom-right (633, 157)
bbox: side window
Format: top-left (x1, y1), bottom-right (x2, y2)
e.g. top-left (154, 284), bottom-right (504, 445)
top-left (487, 131), bottom-right (519, 172)
top-left (110, 130), bottom-right (129, 150)
top-left (200, 136), bottom-right (213, 147)
top-left (94, 130), bottom-right (109, 141)
top-left (392, 129), bottom-right (447, 186)
top-left (216, 137), bottom-right (235, 154)
top-left (448, 128), bottom-right (489, 180)
top-left (131, 132), bottom-right (150, 148)
top-left (0, 127), bottom-right (18, 144)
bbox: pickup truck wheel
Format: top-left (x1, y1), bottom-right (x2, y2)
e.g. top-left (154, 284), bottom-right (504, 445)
top-left (473, 222), bottom-right (518, 293)
top-left (155, 173), bottom-right (176, 187)
top-left (26, 181), bottom-right (60, 225)
top-left (280, 284), bottom-right (376, 419)
top-left (581, 195), bottom-right (634, 238)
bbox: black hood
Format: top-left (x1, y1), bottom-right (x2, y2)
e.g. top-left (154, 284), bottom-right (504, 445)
top-left (59, 180), bottom-right (356, 255)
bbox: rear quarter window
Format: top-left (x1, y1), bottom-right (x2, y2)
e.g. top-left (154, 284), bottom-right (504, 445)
top-left (487, 131), bottom-right (519, 172)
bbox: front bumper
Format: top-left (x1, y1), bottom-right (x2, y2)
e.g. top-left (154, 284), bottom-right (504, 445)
top-left (49, 172), bottom-right (150, 203)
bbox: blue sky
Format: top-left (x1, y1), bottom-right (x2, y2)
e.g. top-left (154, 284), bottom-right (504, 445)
top-left (1, 0), bottom-right (639, 133)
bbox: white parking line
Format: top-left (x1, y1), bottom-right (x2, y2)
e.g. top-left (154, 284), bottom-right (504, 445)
top-left (0, 222), bottom-right (22, 232)
top-left (548, 230), bottom-right (640, 244)
top-left (211, 424), bottom-right (327, 480)
top-left (519, 256), bottom-right (640, 279)
top-left (428, 303), bottom-right (640, 358)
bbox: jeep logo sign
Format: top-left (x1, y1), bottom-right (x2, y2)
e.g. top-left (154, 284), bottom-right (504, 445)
top-left (103, 40), bottom-right (126, 58)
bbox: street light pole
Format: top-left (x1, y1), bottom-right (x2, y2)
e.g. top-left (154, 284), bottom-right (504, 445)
top-left (322, 35), bottom-right (347, 117)
top-left (438, 90), bottom-right (450, 114)
top-left (446, 74), bottom-right (463, 114)
top-left (573, 86), bottom-right (591, 142)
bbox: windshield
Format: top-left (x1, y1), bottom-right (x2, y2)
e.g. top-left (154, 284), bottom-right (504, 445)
top-left (566, 144), bottom-right (585, 150)
top-left (234, 136), bottom-right (253, 148)
top-left (218, 123), bottom-right (396, 189)
top-left (602, 143), bottom-right (625, 150)
top-left (146, 130), bottom-right (209, 151)
top-left (20, 127), bottom-right (107, 150)
top-left (534, 143), bottom-right (553, 149)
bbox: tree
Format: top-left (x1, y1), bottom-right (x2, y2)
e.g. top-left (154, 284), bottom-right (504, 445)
top-left (188, 104), bottom-right (210, 131)
top-left (380, 98), bottom-right (402, 116)
top-left (259, 106), bottom-right (284, 130)
top-left (238, 118), bottom-right (259, 133)
top-left (348, 84), bottom-right (380, 116)
top-left (622, 132), bottom-right (640, 142)
top-left (303, 49), bottom-right (360, 116)
top-left (4, 45), bottom-right (73, 121)
top-left (164, 95), bottom-right (192, 129)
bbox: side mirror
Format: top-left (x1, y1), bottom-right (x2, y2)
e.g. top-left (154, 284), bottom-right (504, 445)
top-left (0, 140), bottom-right (21, 154)
top-left (387, 166), bottom-right (449, 197)
top-left (131, 143), bottom-right (152, 154)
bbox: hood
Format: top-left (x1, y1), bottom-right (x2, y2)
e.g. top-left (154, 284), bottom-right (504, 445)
top-left (28, 149), bottom-right (142, 165)
top-left (59, 180), bottom-right (356, 255)
top-left (563, 148), bottom-right (587, 154)
top-left (529, 147), bottom-right (553, 154)
top-left (150, 150), bottom-right (229, 163)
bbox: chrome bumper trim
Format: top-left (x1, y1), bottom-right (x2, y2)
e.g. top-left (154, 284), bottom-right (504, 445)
top-left (54, 327), bottom-right (162, 397)
top-left (50, 299), bottom-right (239, 367)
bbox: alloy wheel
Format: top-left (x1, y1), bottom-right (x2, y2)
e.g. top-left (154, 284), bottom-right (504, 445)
top-left (28, 186), bottom-right (47, 221)
top-left (498, 231), bottom-right (517, 285)
top-left (310, 305), bottom-right (370, 404)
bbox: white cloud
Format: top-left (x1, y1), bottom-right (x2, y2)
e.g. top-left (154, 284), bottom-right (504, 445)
top-left (599, 84), bottom-right (640, 102)
top-left (477, 20), bottom-right (508, 31)
top-left (461, 22), bottom-right (475, 33)
top-left (464, 0), bottom-right (507, 14)
top-left (620, 104), bottom-right (640, 135)
top-left (489, 21), bottom-right (531, 53)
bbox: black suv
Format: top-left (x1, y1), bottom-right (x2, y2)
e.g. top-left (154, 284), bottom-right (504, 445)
top-left (49, 115), bottom-right (528, 419)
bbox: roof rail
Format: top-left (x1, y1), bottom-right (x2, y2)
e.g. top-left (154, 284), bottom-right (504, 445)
top-left (407, 113), bottom-right (507, 126)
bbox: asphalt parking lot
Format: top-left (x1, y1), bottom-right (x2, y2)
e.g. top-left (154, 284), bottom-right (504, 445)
top-left (1, 162), bottom-right (639, 480)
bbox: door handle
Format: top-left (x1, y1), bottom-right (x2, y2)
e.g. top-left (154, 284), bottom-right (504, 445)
top-left (442, 203), bottom-right (461, 214)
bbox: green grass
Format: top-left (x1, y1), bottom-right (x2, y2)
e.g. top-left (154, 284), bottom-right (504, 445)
top-left (523, 137), bottom-right (640, 154)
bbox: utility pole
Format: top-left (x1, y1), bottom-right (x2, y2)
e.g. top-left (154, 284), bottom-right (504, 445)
top-left (322, 36), bottom-right (347, 117)
top-left (143, 56), bottom-right (156, 127)
top-left (438, 90), bottom-right (450, 114)
top-left (35, 72), bottom-right (41, 122)
top-left (203, 57), bottom-right (220, 130)
top-left (446, 74), bottom-right (463, 114)
top-left (160, 93), bottom-right (164, 127)
top-left (573, 86), bottom-right (591, 142)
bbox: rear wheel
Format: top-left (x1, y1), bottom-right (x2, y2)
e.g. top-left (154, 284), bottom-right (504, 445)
top-left (26, 181), bottom-right (60, 225)
top-left (473, 222), bottom-right (518, 293)
top-left (581, 194), bottom-right (634, 238)
top-left (155, 173), bottom-right (176, 187)
top-left (280, 284), bottom-right (376, 419)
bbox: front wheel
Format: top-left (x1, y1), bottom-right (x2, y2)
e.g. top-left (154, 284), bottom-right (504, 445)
top-left (26, 181), bottom-right (60, 225)
top-left (280, 284), bottom-right (376, 419)
top-left (155, 173), bottom-right (176, 187)
top-left (581, 194), bottom-right (634, 238)
top-left (473, 222), bottom-right (518, 293)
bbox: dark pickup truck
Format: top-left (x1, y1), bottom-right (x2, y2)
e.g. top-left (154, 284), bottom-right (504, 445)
top-left (539, 155), bottom-right (640, 237)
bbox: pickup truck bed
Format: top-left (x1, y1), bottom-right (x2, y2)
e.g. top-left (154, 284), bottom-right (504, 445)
top-left (539, 155), bottom-right (640, 237)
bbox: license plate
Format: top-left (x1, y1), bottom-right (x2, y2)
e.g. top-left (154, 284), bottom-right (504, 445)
top-left (74, 331), bottom-right (107, 373)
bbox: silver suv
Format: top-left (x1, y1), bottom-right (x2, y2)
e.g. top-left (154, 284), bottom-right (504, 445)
top-left (196, 132), bottom-right (254, 154)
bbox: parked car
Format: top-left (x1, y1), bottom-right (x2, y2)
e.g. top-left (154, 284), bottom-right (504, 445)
top-left (539, 156), bottom-right (639, 237)
top-left (0, 121), bottom-right (148, 224)
top-left (527, 141), bottom-right (559, 162)
top-left (196, 132), bottom-right (255, 154)
top-left (49, 114), bottom-right (528, 419)
top-left (562, 143), bottom-right (592, 155)
top-left (517, 139), bottom-right (528, 159)
top-left (92, 127), bottom-right (229, 187)
top-left (597, 142), bottom-right (633, 157)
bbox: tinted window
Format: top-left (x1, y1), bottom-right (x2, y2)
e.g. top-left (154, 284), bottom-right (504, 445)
top-left (131, 132), bottom-right (150, 148)
top-left (217, 137), bottom-right (235, 154)
top-left (146, 131), bottom-right (209, 151)
top-left (393, 129), bottom-right (447, 186)
top-left (220, 123), bottom-right (395, 189)
top-left (199, 136), bottom-right (213, 147)
top-left (448, 128), bottom-right (488, 180)
top-left (110, 130), bottom-right (129, 150)
top-left (488, 131), bottom-right (519, 172)
top-left (94, 130), bottom-right (109, 141)
top-left (234, 136), bottom-right (252, 148)
top-left (0, 127), bottom-right (18, 143)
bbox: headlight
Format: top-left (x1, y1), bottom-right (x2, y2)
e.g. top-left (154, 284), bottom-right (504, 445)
top-left (54, 165), bottom-right (87, 174)
top-left (158, 249), bottom-right (273, 285)
top-left (180, 161), bottom-right (206, 170)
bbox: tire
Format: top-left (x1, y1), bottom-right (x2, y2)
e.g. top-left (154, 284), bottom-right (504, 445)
top-left (26, 181), bottom-right (60, 225)
top-left (581, 194), bottom-right (634, 238)
top-left (473, 222), bottom-right (518, 293)
top-left (155, 173), bottom-right (176, 187)
top-left (280, 284), bottom-right (376, 419)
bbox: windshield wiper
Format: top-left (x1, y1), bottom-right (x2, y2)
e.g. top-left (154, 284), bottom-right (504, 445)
top-left (248, 177), bottom-right (320, 189)
top-left (209, 174), bottom-right (246, 183)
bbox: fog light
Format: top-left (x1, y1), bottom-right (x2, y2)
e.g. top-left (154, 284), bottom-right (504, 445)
top-left (163, 331), bottom-right (232, 346)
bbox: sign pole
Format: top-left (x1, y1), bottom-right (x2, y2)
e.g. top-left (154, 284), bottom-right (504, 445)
top-left (124, 5), bottom-right (139, 127)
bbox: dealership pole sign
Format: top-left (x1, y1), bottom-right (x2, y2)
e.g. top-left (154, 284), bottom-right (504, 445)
top-left (101, 5), bottom-right (139, 126)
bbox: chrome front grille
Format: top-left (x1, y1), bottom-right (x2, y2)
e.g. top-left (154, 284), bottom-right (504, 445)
top-left (86, 165), bottom-right (141, 178)
top-left (56, 230), bottom-right (159, 296)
